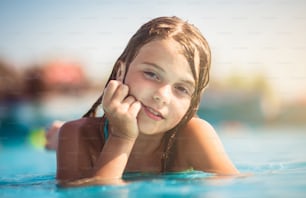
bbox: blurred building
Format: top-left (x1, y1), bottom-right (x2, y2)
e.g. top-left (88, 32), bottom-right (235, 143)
top-left (42, 59), bottom-right (89, 94)
top-left (0, 59), bottom-right (23, 102)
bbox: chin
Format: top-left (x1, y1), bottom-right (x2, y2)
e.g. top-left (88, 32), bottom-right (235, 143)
top-left (137, 112), bottom-right (173, 135)
top-left (138, 122), bottom-right (163, 136)
top-left (138, 126), bottom-right (159, 135)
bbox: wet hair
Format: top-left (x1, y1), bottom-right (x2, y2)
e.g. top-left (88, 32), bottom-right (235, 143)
top-left (83, 16), bottom-right (211, 170)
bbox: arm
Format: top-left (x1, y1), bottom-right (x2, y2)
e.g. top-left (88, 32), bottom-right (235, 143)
top-left (92, 80), bottom-right (141, 178)
top-left (181, 118), bottom-right (239, 175)
top-left (57, 80), bottom-right (141, 187)
top-left (57, 131), bottom-right (136, 187)
top-left (92, 134), bottom-right (136, 178)
top-left (56, 119), bottom-right (136, 187)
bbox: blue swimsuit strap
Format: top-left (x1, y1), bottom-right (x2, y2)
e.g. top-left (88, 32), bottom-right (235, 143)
top-left (103, 118), bottom-right (109, 140)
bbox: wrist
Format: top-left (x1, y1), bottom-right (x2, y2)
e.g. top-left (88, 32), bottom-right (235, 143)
top-left (110, 132), bottom-right (138, 142)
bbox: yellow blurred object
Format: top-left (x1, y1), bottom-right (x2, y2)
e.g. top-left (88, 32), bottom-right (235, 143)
top-left (28, 128), bottom-right (46, 149)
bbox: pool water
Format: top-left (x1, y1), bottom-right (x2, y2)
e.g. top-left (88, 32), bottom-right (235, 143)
top-left (1, 127), bottom-right (306, 198)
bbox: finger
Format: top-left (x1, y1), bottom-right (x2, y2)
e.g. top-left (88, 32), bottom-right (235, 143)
top-left (129, 101), bottom-right (142, 117)
top-left (118, 95), bottom-right (136, 112)
top-left (102, 80), bottom-right (121, 107)
top-left (112, 83), bottom-right (129, 103)
top-left (123, 96), bottom-right (136, 105)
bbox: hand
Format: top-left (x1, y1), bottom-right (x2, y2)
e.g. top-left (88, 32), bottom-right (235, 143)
top-left (102, 80), bottom-right (141, 140)
top-left (45, 120), bottom-right (65, 150)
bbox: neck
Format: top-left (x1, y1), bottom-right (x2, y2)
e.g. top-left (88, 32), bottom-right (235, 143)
top-left (132, 133), bottom-right (165, 155)
top-left (125, 133), bottom-right (165, 172)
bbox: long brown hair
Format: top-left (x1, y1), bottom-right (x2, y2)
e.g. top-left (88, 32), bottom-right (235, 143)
top-left (83, 16), bottom-right (211, 170)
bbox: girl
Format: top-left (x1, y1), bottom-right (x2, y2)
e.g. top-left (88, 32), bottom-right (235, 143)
top-left (54, 16), bottom-right (239, 186)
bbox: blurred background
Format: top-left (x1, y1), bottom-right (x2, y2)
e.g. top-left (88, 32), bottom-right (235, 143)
top-left (1, 0), bottom-right (306, 148)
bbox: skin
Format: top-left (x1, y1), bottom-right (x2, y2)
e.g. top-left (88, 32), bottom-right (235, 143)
top-left (45, 120), bottom-right (64, 150)
top-left (55, 39), bottom-right (239, 187)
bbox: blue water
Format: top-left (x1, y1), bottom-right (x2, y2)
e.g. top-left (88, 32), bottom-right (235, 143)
top-left (1, 128), bottom-right (306, 198)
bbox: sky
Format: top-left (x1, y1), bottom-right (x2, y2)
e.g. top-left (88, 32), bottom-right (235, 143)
top-left (0, 0), bottom-right (306, 101)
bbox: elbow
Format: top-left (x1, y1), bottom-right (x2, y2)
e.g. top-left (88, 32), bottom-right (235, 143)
top-left (56, 176), bottom-right (125, 188)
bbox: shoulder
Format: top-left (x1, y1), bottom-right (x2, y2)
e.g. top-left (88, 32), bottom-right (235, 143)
top-left (61, 117), bottom-right (101, 128)
top-left (57, 117), bottom-right (104, 156)
top-left (176, 117), bottom-right (219, 158)
top-left (59, 117), bottom-right (102, 139)
top-left (178, 117), bottom-right (218, 140)
top-left (176, 117), bottom-right (239, 174)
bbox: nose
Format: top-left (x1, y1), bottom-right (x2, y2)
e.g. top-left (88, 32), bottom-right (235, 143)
top-left (153, 84), bottom-right (171, 105)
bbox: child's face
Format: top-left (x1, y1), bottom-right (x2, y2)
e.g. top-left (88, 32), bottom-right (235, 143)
top-left (124, 38), bottom-right (196, 135)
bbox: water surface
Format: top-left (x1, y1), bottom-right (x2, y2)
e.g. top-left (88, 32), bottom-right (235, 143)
top-left (1, 128), bottom-right (305, 198)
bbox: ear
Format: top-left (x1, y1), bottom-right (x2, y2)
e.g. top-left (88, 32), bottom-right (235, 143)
top-left (116, 61), bottom-right (126, 82)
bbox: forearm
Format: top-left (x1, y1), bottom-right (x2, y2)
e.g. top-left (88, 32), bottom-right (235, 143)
top-left (56, 134), bottom-right (135, 188)
top-left (92, 134), bottom-right (136, 179)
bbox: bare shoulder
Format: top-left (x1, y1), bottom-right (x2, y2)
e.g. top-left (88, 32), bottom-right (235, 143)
top-left (178, 117), bottom-right (218, 140)
top-left (59, 117), bottom-right (101, 137)
top-left (56, 117), bottom-right (103, 179)
top-left (176, 117), bottom-right (239, 175)
top-left (176, 117), bottom-right (220, 153)
top-left (61, 118), bottom-right (101, 131)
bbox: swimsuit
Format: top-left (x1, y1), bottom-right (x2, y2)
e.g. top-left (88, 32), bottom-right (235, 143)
top-left (103, 118), bottom-right (109, 140)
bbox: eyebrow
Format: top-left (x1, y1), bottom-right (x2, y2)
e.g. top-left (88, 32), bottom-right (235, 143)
top-left (142, 61), bottom-right (165, 73)
top-left (142, 61), bottom-right (195, 88)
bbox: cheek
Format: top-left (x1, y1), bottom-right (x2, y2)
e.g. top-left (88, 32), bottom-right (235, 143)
top-left (169, 101), bottom-right (190, 124)
top-left (125, 74), bottom-right (147, 97)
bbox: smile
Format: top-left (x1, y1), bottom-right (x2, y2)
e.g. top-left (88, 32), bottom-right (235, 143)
top-left (143, 105), bottom-right (164, 121)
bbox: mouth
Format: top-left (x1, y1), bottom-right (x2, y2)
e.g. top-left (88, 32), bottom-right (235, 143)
top-left (142, 105), bottom-right (164, 121)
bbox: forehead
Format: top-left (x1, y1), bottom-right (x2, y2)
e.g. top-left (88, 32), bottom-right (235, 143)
top-left (131, 39), bottom-right (195, 80)
top-left (133, 39), bottom-right (190, 70)
top-left (137, 38), bottom-right (199, 76)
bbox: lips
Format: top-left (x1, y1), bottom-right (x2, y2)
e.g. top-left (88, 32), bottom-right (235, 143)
top-left (143, 105), bottom-right (164, 120)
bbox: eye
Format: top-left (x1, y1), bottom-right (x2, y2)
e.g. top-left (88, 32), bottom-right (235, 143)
top-left (175, 86), bottom-right (190, 96)
top-left (144, 71), bottom-right (160, 81)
